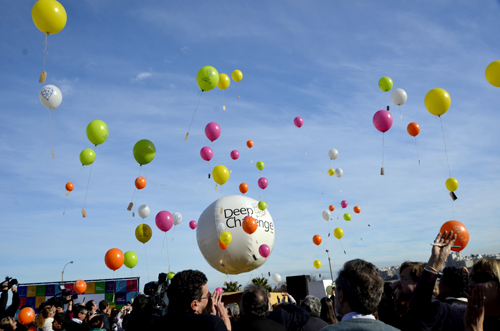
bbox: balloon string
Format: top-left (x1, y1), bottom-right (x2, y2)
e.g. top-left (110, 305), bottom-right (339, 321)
top-left (440, 117), bottom-right (452, 177)
top-left (83, 164), bottom-right (93, 209)
top-left (414, 137), bottom-right (421, 165)
top-left (223, 90), bottom-right (226, 111)
top-left (382, 133), bottom-right (385, 167)
top-left (300, 132), bottom-right (307, 156)
top-left (49, 109), bottom-right (54, 159)
top-left (42, 34), bottom-right (49, 72)
top-left (321, 174), bottom-right (328, 195)
top-left (338, 178), bottom-right (342, 193)
top-left (451, 200), bottom-right (455, 219)
top-left (339, 240), bottom-right (346, 255)
top-left (185, 92), bottom-right (203, 140)
top-left (399, 106), bottom-right (403, 119)
top-left (141, 166), bottom-right (164, 187)
top-left (171, 226), bottom-right (175, 242)
top-left (144, 244), bottom-right (150, 283)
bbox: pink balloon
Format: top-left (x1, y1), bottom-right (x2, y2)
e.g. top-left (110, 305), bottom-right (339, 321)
top-left (373, 110), bottom-right (393, 133)
top-left (341, 200), bottom-right (348, 209)
top-left (215, 287), bottom-right (223, 295)
top-left (189, 220), bottom-right (197, 230)
top-left (230, 150), bottom-right (240, 160)
top-left (259, 244), bottom-right (271, 258)
top-left (155, 211), bottom-right (173, 232)
top-left (200, 146), bottom-right (213, 161)
top-left (205, 122), bottom-right (221, 142)
top-left (294, 117), bottom-right (304, 128)
top-left (258, 177), bottom-right (268, 190)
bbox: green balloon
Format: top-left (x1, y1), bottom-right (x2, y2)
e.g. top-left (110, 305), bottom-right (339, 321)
top-left (378, 76), bottom-right (393, 92)
top-left (256, 161), bottom-right (265, 171)
top-left (167, 272), bottom-right (175, 280)
top-left (343, 213), bottom-right (351, 221)
top-left (80, 148), bottom-right (96, 166)
top-left (86, 120), bottom-right (109, 146)
top-left (124, 251), bottom-right (138, 269)
top-left (258, 201), bottom-right (267, 211)
top-left (326, 285), bottom-right (333, 295)
top-left (196, 66), bottom-right (219, 92)
top-left (133, 139), bottom-right (156, 165)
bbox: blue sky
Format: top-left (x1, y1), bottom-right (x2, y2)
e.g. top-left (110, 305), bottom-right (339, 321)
top-left (1, 1), bottom-right (500, 291)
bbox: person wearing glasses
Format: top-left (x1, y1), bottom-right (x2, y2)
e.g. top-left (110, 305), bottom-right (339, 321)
top-left (66, 306), bottom-right (88, 331)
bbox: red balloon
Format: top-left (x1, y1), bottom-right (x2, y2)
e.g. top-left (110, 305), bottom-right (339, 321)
top-left (218, 240), bottom-right (228, 250)
top-left (440, 220), bottom-right (469, 252)
top-left (329, 205), bottom-right (335, 212)
top-left (353, 206), bottom-right (361, 214)
top-left (313, 234), bottom-right (322, 246)
top-left (105, 248), bottom-right (124, 271)
top-left (18, 307), bottom-right (35, 325)
top-left (74, 280), bottom-right (87, 294)
top-left (243, 216), bottom-right (258, 234)
top-left (65, 182), bottom-right (74, 191)
top-left (247, 140), bottom-right (253, 148)
top-left (407, 122), bottom-right (420, 137)
top-left (239, 183), bottom-right (248, 194)
top-left (135, 176), bottom-right (147, 190)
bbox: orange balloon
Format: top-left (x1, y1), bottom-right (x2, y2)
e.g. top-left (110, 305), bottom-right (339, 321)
top-left (65, 182), bottom-right (74, 191)
top-left (239, 183), bottom-right (249, 194)
top-left (135, 176), bottom-right (147, 190)
top-left (353, 206), bottom-right (361, 214)
top-left (329, 205), bottom-right (335, 212)
top-left (247, 140), bottom-right (253, 148)
top-left (243, 216), bottom-right (258, 234)
top-left (407, 122), bottom-right (420, 137)
top-left (218, 239), bottom-right (229, 250)
top-left (74, 280), bottom-right (87, 294)
top-left (18, 307), bottom-right (36, 325)
top-left (440, 220), bottom-right (469, 252)
top-left (313, 234), bottom-right (322, 246)
top-left (104, 248), bottom-right (124, 271)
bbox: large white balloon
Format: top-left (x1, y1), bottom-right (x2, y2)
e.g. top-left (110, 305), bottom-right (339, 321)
top-left (138, 205), bottom-right (150, 219)
top-left (328, 149), bottom-right (339, 160)
top-left (272, 273), bottom-right (282, 283)
top-left (335, 168), bottom-right (343, 178)
top-left (322, 210), bottom-right (331, 221)
top-left (391, 88), bottom-right (407, 106)
top-left (173, 212), bottom-right (183, 225)
top-left (197, 195), bottom-right (275, 275)
top-left (39, 85), bottom-right (62, 110)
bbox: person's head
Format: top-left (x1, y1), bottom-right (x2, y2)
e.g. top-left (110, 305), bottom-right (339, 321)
top-left (399, 261), bottom-right (425, 296)
top-left (0, 317), bottom-right (17, 331)
top-left (226, 303), bottom-right (240, 318)
top-left (301, 295), bottom-right (321, 315)
top-left (98, 300), bottom-right (109, 312)
top-left (320, 297), bottom-right (338, 325)
top-left (335, 259), bottom-right (384, 317)
top-left (109, 308), bottom-right (119, 323)
top-left (86, 300), bottom-right (98, 312)
top-left (166, 270), bottom-right (209, 314)
top-left (52, 313), bottom-right (69, 330)
top-left (89, 315), bottom-right (103, 330)
top-left (239, 285), bottom-right (269, 318)
top-left (131, 294), bottom-right (149, 313)
top-left (74, 306), bottom-right (88, 322)
top-left (469, 259), bottom-right (500, 316)
top-left (438, 266), bottom-right (469, 301)
top-left (35, 306), bottom-right (55, 327)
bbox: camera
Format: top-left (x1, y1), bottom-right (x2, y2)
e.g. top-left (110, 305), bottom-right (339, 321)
top-left (4, 277), bottom-right (18, 289)
top-left (144, 272), bottom-right (169, 318)
top-left (46, 284), bottom-right (78, 307)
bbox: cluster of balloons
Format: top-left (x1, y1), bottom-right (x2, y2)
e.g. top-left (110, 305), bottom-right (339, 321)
top-left (104, 248), bottom-right (138, 271)
top-left (79, 120), bottom-right (109, 166)
top-left (196, 67), bottom-right (243, 93)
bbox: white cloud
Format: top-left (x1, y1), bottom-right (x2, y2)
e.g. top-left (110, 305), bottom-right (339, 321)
top-left (132, 72), bottom-right (153, 83)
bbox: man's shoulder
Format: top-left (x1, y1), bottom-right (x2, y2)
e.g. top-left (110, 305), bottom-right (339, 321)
top-left (321, 319), bottom-right (400, 331)
top-left (151, 313), bottom-right (227, 331)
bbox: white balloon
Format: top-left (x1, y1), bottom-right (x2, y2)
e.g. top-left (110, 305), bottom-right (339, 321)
top-left (391, 88), bottom-right (407, 106)
top-left (335, 168), bottom-right (343, 178)
top-left (197, 195), bottom-right (275, 275)
top-left (173, 212), bottom-right (183, 225)
top-left (322, 210), bottom-right (331, 221)
top-left (217, 223), bottom-right (226, 232)
top-left (138, 205), bottom-right (150, 219)
top-left (39, 85), bottom-right (62, 110)
top-left (328, 149), bottom-right (339, 160)
top-left (272, 273), bottom-right (282, 283)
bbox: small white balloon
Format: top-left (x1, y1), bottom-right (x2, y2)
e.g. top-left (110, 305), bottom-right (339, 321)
top-left (173, 212), bottom-right (183, 225)
top-left (272, 273), bottom-right (282, 283)
top-left (391, 88), bottom-right (407, 106)
top-left (328, 149), bottom-right (339, 160)
top-left (217, 223), bottom-right (225, 231)
top-left (138, 205), bottom-right (150, 219)
top-left (322, 210), bottom-right (331, 221)
top-left (335, 168), bottom-right (343, 178)
top-left (39, 85), bottom-right (62, 110)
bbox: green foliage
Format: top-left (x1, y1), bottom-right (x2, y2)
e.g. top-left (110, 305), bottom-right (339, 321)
top-left (222, 281), bottom-right (242, 293)
top-left (251, 277), bottom-right (272, 292)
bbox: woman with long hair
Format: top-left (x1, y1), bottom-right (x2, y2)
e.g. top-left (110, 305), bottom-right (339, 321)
top-left (320, 297), bottom-right (338, 325)
top-left (0, 317), bottom-right (17, 331)
top-left (34, 306), bottom-right (55, 331)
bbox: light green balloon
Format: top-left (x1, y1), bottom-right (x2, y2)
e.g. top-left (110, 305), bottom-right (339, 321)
top-left (343, 213), bottom-right (351, 221)
top-left (124, 251), bottom-right (138, 269)
top-left (258, 201), bottom-right (267, 211)
top-left (378, 76), bottom-right (393, 92)
top-left (256, 161), bottom-right (265, 171)
top-left (86, 120), bottom-right (109, 146)
top-left (196, 66), bottom-right (219, 92)
top-left (167, 272), bottom-right (175, 280)
top-left (80, 148), bottom-right (96, 166)
top-left (326, 285), bottom-right (333, 295)
top-left (133, 139), bottom-right (156, 165)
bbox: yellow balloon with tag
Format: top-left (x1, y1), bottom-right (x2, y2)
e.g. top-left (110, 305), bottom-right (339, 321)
top-left (425, 88), bottom-right (451, 117)
top-left (32, 0), bottom-right (67, 34)
top-left (217, 74), bottom-right (230, 90)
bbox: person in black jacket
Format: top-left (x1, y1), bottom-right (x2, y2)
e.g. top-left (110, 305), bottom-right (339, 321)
top-left (268, 301), bottom-right (309, 331)
top-left (1, 282), bottom-right (19, 319)
top-left (66, 305), bottom-right (88, 331)
top-left (98, 300), bottom-right (111, 331)
top-left (298, 295), bottom-right (328, 331)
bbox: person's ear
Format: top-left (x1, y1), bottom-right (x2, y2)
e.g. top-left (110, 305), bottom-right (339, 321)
top-left (338, 289), bottom-right (345, 304)
top-left (190, 300), bottom-right (199, 312)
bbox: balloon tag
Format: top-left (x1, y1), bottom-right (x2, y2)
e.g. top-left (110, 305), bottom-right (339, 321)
top-left (185, 133), bottom-right (189, 141)
top-left (82, 208), bottom-right (87, 218)
top-left (52, 150), bottom-right (55, 159)
top-left (305, 152), bottom-right (307, 155)
top-left (127, 202), bottom-right (133, 211)
top-left (208, 174), bottom-right (210, 179)
top-left (220, 207), bottom-right (223, 214)
top-left (238, 96), bottom-right (240, 99)
top-left (215, 185), bottom-right (218, 191)
top-left (132, 212), bottom-right (135, 217)
top-left (229, 170), bottom-right (232, 173)
top-left (223, 105), bottom-right (226, 111)
top-left (450, 192), bottom-right (458, 201)
top-left (65, 191), bottom-right (70, 196)
top-left (251, 160), bottom-right (253, 163)
top-left (39, 71), bottom-right (47, 83)
top-left (381, 167), bottom-right (385, 175)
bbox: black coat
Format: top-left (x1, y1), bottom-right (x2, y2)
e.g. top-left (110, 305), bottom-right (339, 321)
top-left (234, 315), bottom-right (286, 331)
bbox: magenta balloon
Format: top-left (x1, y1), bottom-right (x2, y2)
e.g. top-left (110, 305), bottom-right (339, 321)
top-left (230, 150), bottom-right (240, 160)
top-left (155, 211), bottom-right (173, 232)
top-left (259, 244), bottom-right (271, 258)
top-left (341, 200), bottom-right (348, 209)
top-left (372, 110), bottom-right (393, 133)
top-left (294, 117), bottom-right (304, 128)
top-left (215, 287), bottom-right (223, 295)
top-left (205, 122), bottom-right (221, 142)
top-left (200, 146), bottom-right (213, 161)
top-left (189, 220), bottom-right (197, 230)
top-left (258, 177), bottom-right (268, 190)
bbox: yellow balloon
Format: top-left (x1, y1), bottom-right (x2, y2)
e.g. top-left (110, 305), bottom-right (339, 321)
top-left (232, 70), bottom-right (243, 82)
top-left (334, 227), bottom-right (344, 239)
top-left (217, 74), bottom-right (231, 90)
top-left (212, 165), bottom-right (230, 185)
top-left (328, 168), bottom-right (335, 176)
top-left (32, 0), bottom-right (67, 34)
top-left (445, 178), bottom-right (459, 192)
top-left (425, 88), bottom-right (451, 117)
top-left (485, 60), bottom-right (500, 87)
top-left (313, 260), bottom-right (321, 269)
top-left (135, 224), bottom-right (152, 244)
top-left (220, 231), bottom-right (232, 246)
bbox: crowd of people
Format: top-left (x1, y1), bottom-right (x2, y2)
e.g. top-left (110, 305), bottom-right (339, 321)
top-left (1, 231), bottom-right (499, 331)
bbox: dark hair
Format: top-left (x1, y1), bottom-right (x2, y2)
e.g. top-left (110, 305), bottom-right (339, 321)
top-left (89, 315), bottom-right (103, 329)
top-left (98, 300), bottom-right (109, 311)
top-left (132, 294), bottom-right (149, 312)
top-left (167, 270), bottom-right (207, 313)
top-left (441, 267), bottom-right (469, 298)
top-left (320, 297), bottom-right (338, 325)
top-left (86, 300), bottom-right (95, 311)
top-left (400, 261), bottom-right (425, 282)
top-left (109, 308), bottom-right (119, 324)
top-left (74, 305), bottom-right (88, 316)
top-left (336, 259), bottom-right (384, 315)
top-left (240, 285), bottom-right (269, 318)
top-left (54, 313), bottom-right (70, 328)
